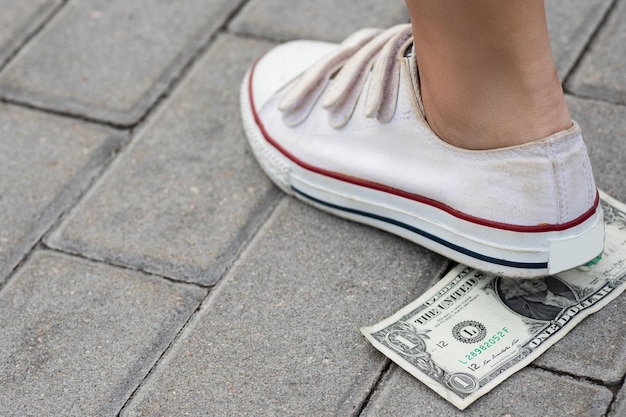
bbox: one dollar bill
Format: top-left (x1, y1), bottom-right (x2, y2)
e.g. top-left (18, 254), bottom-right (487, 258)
top-left (361, 190), bottom-right (626, 410)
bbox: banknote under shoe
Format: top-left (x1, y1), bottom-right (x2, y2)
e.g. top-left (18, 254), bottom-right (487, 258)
top-left (240, 24), bottom-right (604, 278)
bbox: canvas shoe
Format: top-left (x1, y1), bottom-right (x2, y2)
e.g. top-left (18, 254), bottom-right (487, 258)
top-left (240, 24), bottom-right (604, 278)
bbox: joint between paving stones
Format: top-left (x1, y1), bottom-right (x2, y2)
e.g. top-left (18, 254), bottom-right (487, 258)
top-left (605, 373), bottom-right (626, 415)
top-left (112, 0), bottom-right (258, 132)
top-left (0, 126), bottom-right (127, 289)
top-left (115, 293), bottom-right (208, 417)
top-left (116, 193), bottom-right (284, 415)
top-left (0, 3), bottom-right (251, 133)
top-left (0, 96), bottom-right (136, 130)
top-left (353, 359), bottom-right (393, 417)
top-left (200, 186), bottom-right (285, 285)
top-left (563, 0), bottom-right (619, 87)
top-left (0, 243), bottom-right (44, 295)
top-left (43, 246), bottom-right (213, 290)
top-left (0, 1), bottom-right (67, 73)
top-left (529, 363), bottom-right (619, 389)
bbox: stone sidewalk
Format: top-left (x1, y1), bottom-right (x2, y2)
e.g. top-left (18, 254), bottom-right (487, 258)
top-left (1, 0), bottom-right (625, 415)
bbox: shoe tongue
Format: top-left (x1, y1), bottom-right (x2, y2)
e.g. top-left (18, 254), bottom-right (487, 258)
top-left (405, 43), bottom-right (427, 119)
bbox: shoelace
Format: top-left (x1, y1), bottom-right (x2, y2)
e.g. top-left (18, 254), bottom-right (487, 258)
top-left (278, 24), bottom-right (414, 129)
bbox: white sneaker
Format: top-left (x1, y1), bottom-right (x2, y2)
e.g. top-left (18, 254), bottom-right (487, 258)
top-left (240, 24), bottom-right (604, 278)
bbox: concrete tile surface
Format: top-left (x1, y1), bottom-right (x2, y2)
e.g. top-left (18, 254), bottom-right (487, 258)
top-left (0, 0), bottom-right (62, 69)
top-left (0, 0), bottom-right (245, 125)
top-left (0, 251), bottom-right (206, 417)
top-left (120, 199), bottom-right (447, 416)
top-left (567, 0), bottom-right (626, 104)
top-left (0, 103), bottom-right (125, 285)
top-left (229, 0), bottom-right (408, 42)
top-left (46, 35), bottom-right (279, 286)
top-left (545, 0), bottom-right (613, 78)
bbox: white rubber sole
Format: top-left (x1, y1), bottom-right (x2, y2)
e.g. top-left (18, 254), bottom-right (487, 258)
top-left (240, 68), bottom-right (605, 278)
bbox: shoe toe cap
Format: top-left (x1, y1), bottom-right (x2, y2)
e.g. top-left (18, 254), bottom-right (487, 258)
top-left (250, 40), bottom-right (338, 109)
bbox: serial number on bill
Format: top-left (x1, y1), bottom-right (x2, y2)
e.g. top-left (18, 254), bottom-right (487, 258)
top-left (458, 327), bottom-right (510, 365)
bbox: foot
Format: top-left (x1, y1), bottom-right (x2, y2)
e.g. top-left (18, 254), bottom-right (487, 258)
top-left (240, 25), bottom-right (604, 278)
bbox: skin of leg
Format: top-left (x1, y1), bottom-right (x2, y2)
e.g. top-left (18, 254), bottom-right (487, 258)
top-left (405, 0), bottom-right (572, 150)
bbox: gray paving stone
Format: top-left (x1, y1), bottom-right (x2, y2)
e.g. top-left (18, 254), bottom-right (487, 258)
top-left (0, 103), bottom-right (126, 285)
top-left (566, 95), bottom-right (626, 202)
top-left (120, 199), bottom-right (448, 417)
top-left (229, 0), bottom-right (408, 42)
top-left (0, 0), bottom-right (62, 69)
top-left (545, 0), bottom-right (613, 79)
top-left (567, 0), bottom-right (626, 104)
top-left (0, 0), bottom-right (245, 126)
top-left (0, 251), bottom-right (206, 417)
top-left (362, 366), bottom-right (612, 416)
top-left (46, 35), bottom-right (280, 286)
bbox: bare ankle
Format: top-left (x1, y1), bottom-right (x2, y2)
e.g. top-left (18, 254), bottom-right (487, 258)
top-left (407, 0), bottom-right (572, 150)
top-left (420, 72), bottom-right (573, 150)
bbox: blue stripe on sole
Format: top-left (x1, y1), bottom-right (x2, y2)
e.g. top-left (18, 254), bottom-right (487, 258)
top-left (291, 185), bottom-right (547, 271)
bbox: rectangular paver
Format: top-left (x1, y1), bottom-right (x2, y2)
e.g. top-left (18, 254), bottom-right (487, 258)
top-left (120, 199), bottom-right (448, 416)
top-left (362, 366), bottom-right (612, 416)
top-left (229, 0), bottom-right (408, 42)
top-left (0, 0), bottom-right (62, 69)
top-left (567, 0), bottom-right (626, 104)
top-left (0, 103), bottom-right (126, 285)
top-left (46, 35), bottom-right (280, 286)
top-left (0, 251), bottom-right (206, 417)
top-left (0, 0), bottom-right (245, 126)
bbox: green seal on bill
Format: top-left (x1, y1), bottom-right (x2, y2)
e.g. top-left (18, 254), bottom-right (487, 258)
top-left (584, 254), bottom-right (603, 267)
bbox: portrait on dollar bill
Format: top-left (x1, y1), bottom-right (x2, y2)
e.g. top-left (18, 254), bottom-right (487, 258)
top-left (495, 276), bottom-right (577, 321)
